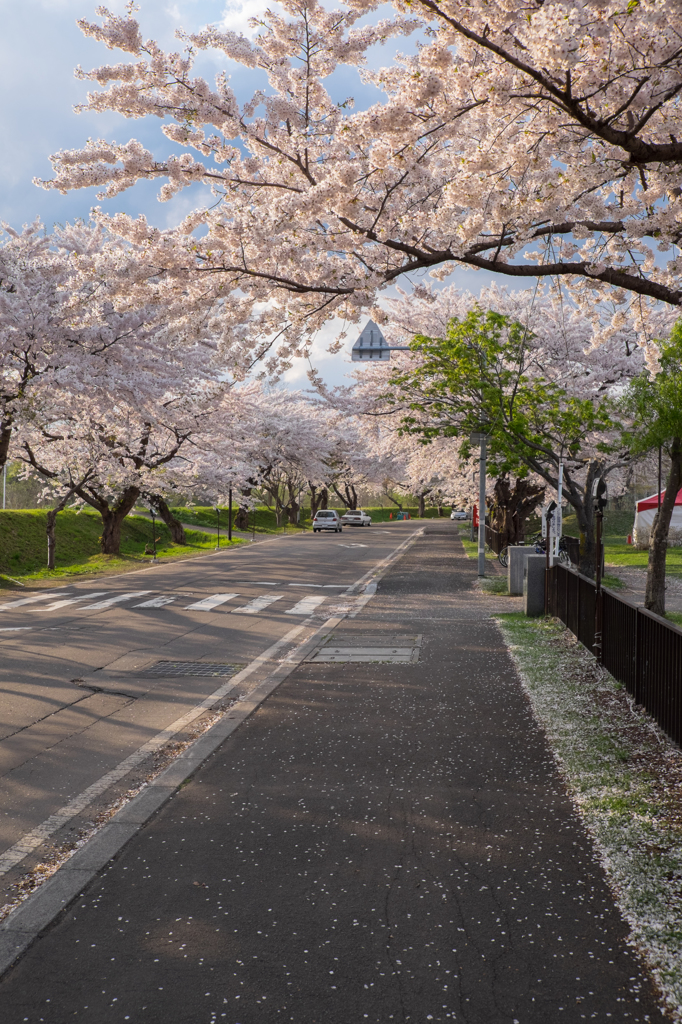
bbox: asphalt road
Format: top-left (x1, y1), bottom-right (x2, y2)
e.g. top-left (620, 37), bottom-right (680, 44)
top-left (0, 523), bottom-right (419, 883)
top-left (0, 523), bottom-right (665, 1023)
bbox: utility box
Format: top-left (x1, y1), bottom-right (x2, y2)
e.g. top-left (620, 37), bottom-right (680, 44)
top-left (523, 555), bottom-right (547, 617)
top-left (508, 545), bottom-right (538, 596)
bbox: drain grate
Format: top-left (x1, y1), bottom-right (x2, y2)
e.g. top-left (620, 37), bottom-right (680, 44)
top-left (308, 634), bottom-right (422, 664)
top-left (144, 661), bottom-right (241, 678)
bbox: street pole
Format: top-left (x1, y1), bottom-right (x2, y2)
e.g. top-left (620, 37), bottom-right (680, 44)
top-left (478, 435), bottom-right (486, 577)
top-left (544, 508), bottom-right (553, 616)
top-left (215, 506), bottom-right (221, 550)
top-left (228, 488), bottom-right (232, 543)
top-left (149, 508), bottom-right (157, 562)
top-left (556, 462), bottom-right (563, 558)
top-left (592, 477), bottom-right (607, 664)
top-left (594, 507), bottom-right (603, 663)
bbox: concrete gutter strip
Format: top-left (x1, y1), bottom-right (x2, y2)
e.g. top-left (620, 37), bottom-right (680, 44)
top-left (0, 531), bottom-right (422, 978)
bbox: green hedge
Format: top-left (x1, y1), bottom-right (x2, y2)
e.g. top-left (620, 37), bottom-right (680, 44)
top-left (169, 504), bottom-right (451, 531)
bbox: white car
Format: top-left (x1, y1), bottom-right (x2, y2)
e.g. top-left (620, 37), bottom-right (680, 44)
top-left (313, 510), bottom-right (343, 533)
top-left (450, 509), bottom-right (467, 520)
top-left (340, 509), bottom-right (372, 527)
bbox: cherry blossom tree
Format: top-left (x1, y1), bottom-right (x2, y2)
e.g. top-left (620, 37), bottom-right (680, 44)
top-left (343, 284), bottom-right (644, 572)
top-left (35, 0), bottom-right (682, 353)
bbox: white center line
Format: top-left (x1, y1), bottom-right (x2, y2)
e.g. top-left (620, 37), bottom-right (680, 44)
top-left (232, 594), bottom-right (283, 615)
top-left (134, 596), bottom-right (177, 608)
top-left (184, 593), bottom-right (238, 611)
top-left (285, 595), bottom-right (326, 615)
top-left (83, 591), bottom-right (151, 610)
top-left (0, 592), bottom-right (70, 611)
top-left (44, 593), bottom-right (107, 611)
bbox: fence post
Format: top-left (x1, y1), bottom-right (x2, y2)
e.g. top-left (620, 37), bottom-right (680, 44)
top-left (593, 505), bottom-right (604, 663)
top-left (635, 608), bottom-right (642, 705)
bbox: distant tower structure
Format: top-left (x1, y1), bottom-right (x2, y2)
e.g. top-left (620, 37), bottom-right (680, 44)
top-left (351, 320), bottom-right (391, 361)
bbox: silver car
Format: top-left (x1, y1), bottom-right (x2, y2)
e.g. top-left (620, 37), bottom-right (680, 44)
top-left (340, 509), bottom-right (372, 527)
top-left (313, 510), bottom-right (343, 533)
top-left (450, 509), bottom-right (467, 520)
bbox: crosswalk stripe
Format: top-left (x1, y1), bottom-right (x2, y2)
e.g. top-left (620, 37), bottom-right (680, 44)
top-left (0, 592), bottom-right (70, 611)
top-left (232, 594), bottom-right (283, 615)
top-left (134, 596), bottom-right (177, 608)
top-left (184, 593), bottom-right (238, 611)
top-left (83, 591), bottom-right (151, 610)
top-left (285, 595), bottom-right (326, 615)
top-left (44, 593), bottom-right (107, 611)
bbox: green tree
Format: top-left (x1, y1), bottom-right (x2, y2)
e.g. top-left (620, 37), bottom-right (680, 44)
top-left (620, 328), bottom-right (682, 616)
top-left (387, 308), bottom-right (625, 576)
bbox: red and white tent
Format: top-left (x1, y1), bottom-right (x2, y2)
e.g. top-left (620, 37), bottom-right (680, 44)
top-left (633, 488), bottom-right (682, 544)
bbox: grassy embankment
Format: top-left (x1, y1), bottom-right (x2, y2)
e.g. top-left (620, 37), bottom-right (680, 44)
top-left (0, 509), bottom-right (240, 587)
top-left (0, 503), bottom-right (442, 587)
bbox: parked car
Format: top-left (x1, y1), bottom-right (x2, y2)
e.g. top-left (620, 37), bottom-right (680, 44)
top-left (312, 510), bottom-right (343, 533)
top-left (340, 509), bottom-right (372, 527)
top-left (450, 509), bottom-right (467, 520)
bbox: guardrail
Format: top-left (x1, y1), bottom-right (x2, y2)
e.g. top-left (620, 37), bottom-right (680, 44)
top-left (547, 562), bottom-right (682, 747)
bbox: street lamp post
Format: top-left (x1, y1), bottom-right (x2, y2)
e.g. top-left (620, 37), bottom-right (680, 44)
top-left (470, 431), bottom-right (488, 577)
top-left (544, 500), bottom-right (557, 616)
top-left (215, 506), bottom-right (221, 550)
top-left (592, 477), bottom-right (608, 664)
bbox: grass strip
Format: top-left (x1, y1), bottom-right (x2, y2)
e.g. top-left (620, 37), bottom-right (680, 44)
top-left (0, 509), bottom-right (243, 585)
top-left (496, 612), bottom-right (682, 1019)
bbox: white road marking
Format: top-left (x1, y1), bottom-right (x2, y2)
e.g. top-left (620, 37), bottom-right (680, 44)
top-left (184, 593), bottom-right (238, 611)
top-left (43, 593), bottom-right (107, 611)
top-left (232, 594), bottom-right (283, 615)
top-left (83, 591), bottom-right (151, 610)
top-left (134, 596), bottom-right (177, 608)
top-left (0, 592), bottom-right (70, 611)
top-left (0, 627), bottom-right (32, 632)
top-left (285, 595), bottom-right (326, 615)
top-left (0, 622), bottom-right (308, 879)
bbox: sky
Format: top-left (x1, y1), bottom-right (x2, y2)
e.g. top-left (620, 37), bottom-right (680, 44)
top-left (0, 0), bottom-right (513, 389)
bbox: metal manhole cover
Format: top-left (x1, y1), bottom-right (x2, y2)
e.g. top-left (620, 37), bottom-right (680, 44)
top-left (308, 634), bottom-right (422, 664)
top-left (144, 661), bottom-right (241, 678)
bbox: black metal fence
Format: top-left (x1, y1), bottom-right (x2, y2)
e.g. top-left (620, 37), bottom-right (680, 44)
top-left (547, 563), bottom-right (682, 747)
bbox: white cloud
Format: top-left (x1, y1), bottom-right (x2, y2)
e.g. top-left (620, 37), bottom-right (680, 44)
top-left (219, 0), bottom-right (280, 37)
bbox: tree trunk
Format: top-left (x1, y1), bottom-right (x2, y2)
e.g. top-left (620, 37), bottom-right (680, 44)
top-left (418, 491), bottom-right (427, 517)
top-left (383, 491), bottom-right (403, 511)
top-left (645, 437), bottom-right (682, 616)
top-left (150, 495), bottom-right (186, 544)
top-left (491, 476), bottom-right (546, 547)
top-left (576, 503), bottom-right (596, 577)
top-left (332, 482), bottom-right (357, 510)
top-left (0, 419), bottom-right (11, 472)
top-left (45, 482), bottom-right (86, 569)
top-left (234, 486), bottom-right (254, 530)
top-left (46, 508), bottom-right (58, 570)
top-left (309, 485), bottom-right (329, 516)
top-left (99, 486), bottom-right (140, 555)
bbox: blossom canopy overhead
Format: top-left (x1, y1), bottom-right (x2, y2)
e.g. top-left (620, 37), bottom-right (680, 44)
top-left (33, 0), bottom-right (682, 350)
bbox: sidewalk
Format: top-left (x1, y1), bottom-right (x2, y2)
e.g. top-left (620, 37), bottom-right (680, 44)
top-left (0, 524), bottom-right (665, 1022)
